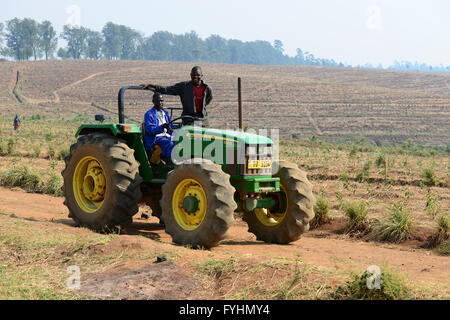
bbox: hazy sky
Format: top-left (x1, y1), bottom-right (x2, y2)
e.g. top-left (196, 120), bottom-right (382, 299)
top-left (1, 0), bottom-right (449, 66)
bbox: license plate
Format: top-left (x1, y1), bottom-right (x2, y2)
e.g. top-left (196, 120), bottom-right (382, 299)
top-left (248, 159), bottom-right (272, 169)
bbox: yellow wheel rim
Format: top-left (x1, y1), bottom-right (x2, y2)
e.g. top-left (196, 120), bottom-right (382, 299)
top-left (73, 156), bottom-right (106, 213)
top-left (172, 178), bottom-right (207, 231)
top-left (255, 185), bottom-right (288, 227)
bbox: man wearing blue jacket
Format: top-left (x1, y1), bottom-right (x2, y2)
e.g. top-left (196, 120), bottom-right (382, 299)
top-left (144, 93), bottom-right (174, 164)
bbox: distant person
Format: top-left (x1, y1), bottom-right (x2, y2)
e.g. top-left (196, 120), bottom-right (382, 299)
top-left (144, 92), bottom-right (174, 164)
top-left (141, 66), bottom-right (213, 126)
top-left (13, 114), bottom-right (21, 131)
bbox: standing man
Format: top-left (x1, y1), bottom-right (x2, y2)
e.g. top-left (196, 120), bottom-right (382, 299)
top-left (141, 66), bottom-right (213, 126)
top-left (144, 92), bottom-right (174, 164)
top-left (13, 114), bottom-right (21, 131)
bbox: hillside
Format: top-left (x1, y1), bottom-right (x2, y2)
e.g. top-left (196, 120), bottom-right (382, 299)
top-left (1, 60), bottom-right (449, 147)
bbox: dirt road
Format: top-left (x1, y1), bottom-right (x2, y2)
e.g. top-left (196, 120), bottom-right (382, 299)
top-left (0, 186), bottom-right (448, 299)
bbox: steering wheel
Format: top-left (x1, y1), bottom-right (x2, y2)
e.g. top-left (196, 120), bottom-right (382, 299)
top-left (169, 115), bottom-right (203, 127)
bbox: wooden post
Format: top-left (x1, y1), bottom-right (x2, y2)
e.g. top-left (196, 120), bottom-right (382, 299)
top-left (238, 77), bottom-right (243, 131)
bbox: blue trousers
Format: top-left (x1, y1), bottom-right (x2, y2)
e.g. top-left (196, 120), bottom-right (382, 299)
top-left (154, 136), bottom-right (174, 159)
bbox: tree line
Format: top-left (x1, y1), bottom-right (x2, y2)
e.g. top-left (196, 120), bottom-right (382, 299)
top-left (0, 18), bottom-right (448, 72)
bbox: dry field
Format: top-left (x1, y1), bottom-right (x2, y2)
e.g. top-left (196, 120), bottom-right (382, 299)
top-left (1, 60), bottom-right (449, 146)
top-left (0, 60), bottom-right (448, 301)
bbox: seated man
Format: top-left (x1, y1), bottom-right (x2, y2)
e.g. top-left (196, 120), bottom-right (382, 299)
top-left (144, 93), bottom-right (174, 164)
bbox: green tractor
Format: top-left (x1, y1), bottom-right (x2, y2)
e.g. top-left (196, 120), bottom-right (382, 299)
top-left (62, 85), bottom-right (315, 248)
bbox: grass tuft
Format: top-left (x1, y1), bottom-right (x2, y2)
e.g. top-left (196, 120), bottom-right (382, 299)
top-left (311, 196), bottom-right (331, 229)
top-left (0, 165), bottom-right (43, 191)
top-left (195, 256), bottom-right (237, 278)
top-left (428, 213), bottom-right (450, 251)
top-left (434, 240), bottom-right (450, 256)
top-left (342, 200), bottom-right (370, 234)
top-left (332, 266), bottom-right (412, 300)
top-left (370, 204), bottom-right (414, 243)
top-left (42, 172), bottom-right (64, 196)
top-left (422, 167), bottom-right (439, 186)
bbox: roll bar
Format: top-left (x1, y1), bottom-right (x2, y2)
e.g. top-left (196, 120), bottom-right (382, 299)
top-left (118, 86), bottom-right (154, 124)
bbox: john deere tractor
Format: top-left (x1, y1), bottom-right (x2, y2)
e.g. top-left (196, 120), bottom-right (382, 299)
top-left (62, 85), bottom-right (315, 248)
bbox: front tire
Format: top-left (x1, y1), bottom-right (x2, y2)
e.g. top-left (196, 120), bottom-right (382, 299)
top-left (62, 133), bottom-right (142, 232)
top-left (161, 160), bottom-right (236, 248)
top-left (243, 161), bottom-right (315, 244)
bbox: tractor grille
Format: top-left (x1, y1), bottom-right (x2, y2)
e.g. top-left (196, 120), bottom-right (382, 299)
top-left (242, 144), bottom-right (273, 176)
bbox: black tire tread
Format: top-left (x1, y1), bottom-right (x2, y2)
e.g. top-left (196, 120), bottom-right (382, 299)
top-left (161, 159), bottom-right (236, 248)
top-left (243, 160), bottom-right (315, 244)
top-left (62, 133), bottom-right (142, 232)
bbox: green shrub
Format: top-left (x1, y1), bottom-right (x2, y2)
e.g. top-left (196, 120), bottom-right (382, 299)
top-left (7, 138), bottom-right (15, 155)
top-left (342, 200), bottom-right (369, 233)
top-left (0, 165), bottom-right (43, 191)
top-left (42, 172), bottom-right (63, 196)
top-left (375, 153), bottom-right (386, 168)
top-left (437, 213), bottom-right (450, 233)
top-left (422, 167), bottom-right (438, 186)
top-left (31, 146), bottom-right (41, 158)
top-left (333, 266), bottom-right (412, 300)
top-left (0, 140), bottom-right (8, 156)
top-left (370, 204), bottom-right (414, 243)
top-left (349, 145), bottom-right (358, 157)
top-left (311, 196), bottom-right (331, 228)
top-left (424, 189), bottom-right (440, 217)
top-left (428, 214), bottom-right (450, 249)
top-left (356, 161), bottom-right (371, 182)
top-left (434, 240), bottom-right (450, 256)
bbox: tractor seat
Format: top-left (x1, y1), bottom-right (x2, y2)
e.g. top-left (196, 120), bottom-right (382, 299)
top-left (141, 122), bottom-right (163, 164)
top-left (149, 144), bottom-right (162, 164)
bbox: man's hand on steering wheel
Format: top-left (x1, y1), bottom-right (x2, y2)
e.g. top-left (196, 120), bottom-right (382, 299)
top-left (162, 123), bottom-right (171, 130)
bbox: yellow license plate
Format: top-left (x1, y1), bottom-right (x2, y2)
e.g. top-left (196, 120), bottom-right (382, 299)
top-left (248, 159), bottom-right (272, 169)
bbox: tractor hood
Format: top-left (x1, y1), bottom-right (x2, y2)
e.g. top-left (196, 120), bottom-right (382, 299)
top-left (180, 126), bottom-right (273, 145)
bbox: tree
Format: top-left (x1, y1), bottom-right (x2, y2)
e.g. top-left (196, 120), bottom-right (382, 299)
top-left (181, 31), bottom-right (205, 62)
top-left (273, 40), bottom-right (284, 53)
top-left (22, 18), bottom-right (41, 60)
top-left (119, 25), bottom-right (142, 60)
top-left (57, 47), bottom-right (70, 60)
top-left (0, 22), bottom-right (4, 49)
top-left (86, 30), bottom-right (103, 60)
top-left (60, 25), bottom-right (89, 59)
top-left (102, 22), bottom-right (122, 60)
top-left (38, 21), bottom-right (57, 60)
top-left (205, 34), bottom-right (229, 62)
top-left (144, 31), bottom-right (175, 61)
top-left (5, 18), bottom-right (32, 60)
top-left (295, 48), bottom-right (304, 63)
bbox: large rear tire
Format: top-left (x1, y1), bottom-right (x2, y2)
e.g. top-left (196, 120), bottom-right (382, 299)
top-left (161, 160), bottom-right (236, 248)
top-left (62, 133), bottom-right (142, 232)
top-left (243, 161), bottom-right (315, 244)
